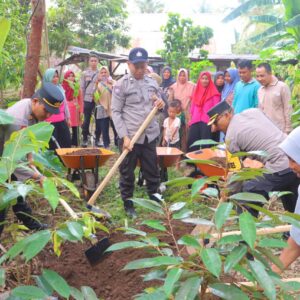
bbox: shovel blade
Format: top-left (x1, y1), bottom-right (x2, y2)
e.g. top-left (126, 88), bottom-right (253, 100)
top-left (85, 237), bottom-right (110, 265)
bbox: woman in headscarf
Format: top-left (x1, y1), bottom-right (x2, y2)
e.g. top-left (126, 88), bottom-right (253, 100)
top-left (161, 66), bottom-right (176, 98)
top-left (94, 66), bottom-right (116, 148)
top-left (169, 68), bottom-right (195, 151)
top-left (221, 68), bottom-right (240, 105)
top-left (62, 70), bottom-right (83, 146)
top-left (187, 72), bottom-right (221, 152)
top-left (44, 68), bottom-right (71, 150)
top-left (214, 71), bottom-right (225, 94)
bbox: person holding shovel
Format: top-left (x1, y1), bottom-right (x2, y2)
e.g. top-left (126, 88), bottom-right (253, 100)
top-left (0, 83), bottom-right (64, 236)
top-left (207, 101), bottom-right (300, 217)
top-left (112, 47), bottom-right (165, 218)
top-left (272, 127), bottom-right (300, 273)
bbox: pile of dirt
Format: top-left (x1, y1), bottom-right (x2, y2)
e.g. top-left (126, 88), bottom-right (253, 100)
top-left (210, 156), bottom-right (227, 168)
top-left (66, 149), bottom-right (102, 156)
top-left (38, 222), bottom-right (193, 300)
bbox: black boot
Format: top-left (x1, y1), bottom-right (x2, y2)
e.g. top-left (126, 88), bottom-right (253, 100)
top-left (123, 200), bottom-right (137, 219)
top-left (12, 198), bottom-right (48, 231)
top-left (149, 193), bottom-right (164, 203)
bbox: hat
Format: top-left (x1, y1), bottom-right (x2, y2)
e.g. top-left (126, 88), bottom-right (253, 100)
top-left (207, 101), bottom-right (232, 126)
top-left (33, 82), bottom-right (64, 114)
top-left (128, 47), bottom-right (148, 64)
top-left (279, 127), bottom-right (300, 164)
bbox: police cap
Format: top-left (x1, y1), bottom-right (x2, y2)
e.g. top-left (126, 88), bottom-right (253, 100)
top-left (128, 47), bottom-right (148, 64)
top-left (33, 82), bottom-right (64, 115)
top-left (207, 101), bottom-right (232, 126)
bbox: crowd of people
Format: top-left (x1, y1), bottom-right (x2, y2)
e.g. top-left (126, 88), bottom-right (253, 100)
top-left (1, 46), bottom-right (300, 274)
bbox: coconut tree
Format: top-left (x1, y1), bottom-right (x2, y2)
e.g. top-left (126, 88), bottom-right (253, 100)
top-left (135, 0), bottom-right (164, 13)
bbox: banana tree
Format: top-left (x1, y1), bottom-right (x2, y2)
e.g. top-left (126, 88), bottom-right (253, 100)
top-left (223, 0), bottom-right (300, 50)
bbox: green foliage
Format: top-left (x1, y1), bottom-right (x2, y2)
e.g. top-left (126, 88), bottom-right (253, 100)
top-left (0, 18), bottom-right (10, 53)
top-left (0, 0), bottom-right (29, 97)
top-left (189, 59), bottom-right (214, 83)
top-left (135, 0), bottom-right (164, 13)
top-left (106, 150), bottom-right (300, 299)
top-left (158, 13), bottom-right (213, 71)
top-left (48, 0), bottom-right (130, 55)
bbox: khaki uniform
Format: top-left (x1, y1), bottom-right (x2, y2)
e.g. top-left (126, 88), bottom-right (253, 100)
top-left (111, 74), bottom-right (161, 201)
top-left (80, 69), bottom-right (99, 140)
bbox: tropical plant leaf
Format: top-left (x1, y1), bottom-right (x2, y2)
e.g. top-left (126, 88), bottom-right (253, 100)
top-left (182, 218), bottom-right (214, 226)
top-left (248, 259), bottom-right (276, 300)
top-left (174, 277), bottom-right (202, 300)
top-left (123, 256), bottom-right (182, 270)
top-left (258, 238), bottom-right (287, 248)
top-left (0, 18), bottom-right (11, 53)
top-left (177, 235), bottom-right (201, 249)
top-left (172, 208), bottom-right (193, 220)
top-left (0, 268), bottom-right (5, 287)
top-left (42, 269), bottom-right (70, 299)
top-left (250, 22), bottom-right (285, 42)
top-left (201, 248), bottom-right (222, 278)
top-left (165, 177), bottom-right (195, 187)
top-left (66, 221), bottom-right (84, 241)
top-left (222, 0), bottom-right (281, 22)
top-left (43, 178), bottom-right (60, 211)
top-left (142, 220), bottom-right (167, 231)
top-left (23, 230), bottom-right (51, 262)
top-left (218, 234), bottom-right (243, 245)
top-left (210, 283), bottom-right (250, 300)
top-left (230, 192), bottom-right (267, 203)
top-left (224, 244), bottom-right (248, 273)
top-left (164, 268), bottom-right (183, 297)
top-left (215, 202), bottom-right (233, 230)
top-left (286, 14), bottom-right (300, 27)
top-left (11, 286), bottom-right (47, 299)
top-left (81, 286), bottom-right (98, 300)
top-left (106, 241), bottom-right (147, 252)
top-left (191, 139), bottom-right (219, 147)
top-left (170, 202), bottom-right (186, 212)
top-left (239, 212), bottom-right (256, 249)
top-left (70, 287), bottom-right (84, 300)
top-left (131, 198), bottom-right (164, 214)
top-left (250, 15), bottom-right (283, 24)
top-left (0, 109), bottom-right (13, 125)
top-left (191, 178), bottom-right (207, 197)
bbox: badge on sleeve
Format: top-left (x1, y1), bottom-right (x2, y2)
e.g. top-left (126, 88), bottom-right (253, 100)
top-left (114, 86), bottom-right (121, 95)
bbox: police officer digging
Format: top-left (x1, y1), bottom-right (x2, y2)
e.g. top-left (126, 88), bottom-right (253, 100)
top-left (0, 83), bottom-right (64, 236)
top-left (112, 47), bottom-right (165, 217)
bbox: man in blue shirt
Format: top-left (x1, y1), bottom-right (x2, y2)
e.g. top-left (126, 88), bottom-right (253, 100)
top-left (233, 60), bottom-right (260, 114)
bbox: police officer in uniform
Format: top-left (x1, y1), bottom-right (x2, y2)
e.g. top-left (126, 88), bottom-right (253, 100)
top-left (112, 47), bottom-right (165, 217)
top-left (0, 82), bottom-right (64, 235)
top-left (80, 54), bottom-right (99, 146)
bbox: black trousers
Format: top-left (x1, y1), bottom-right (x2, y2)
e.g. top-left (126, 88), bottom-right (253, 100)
top-left (48, 121), bottom-right (71, 150)
top-left (240, 169), bottom-right (299, 217)
top-left (110, 119), bottom-right (119, 146)
top-left (71, 126), bottom-right (79, 146)
top-left (187, 121), bottom-right (219, 152)
top-left (95, 117), bottom-right (110, 147)
top-left (82, 101), bottom-right (95, 140)
top-left (119, 138), bottom-right (160, 201)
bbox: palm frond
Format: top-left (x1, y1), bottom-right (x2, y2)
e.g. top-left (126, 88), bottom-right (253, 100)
top-left (262, 31), bottom-right (291, 47)
top-left (285, 14), bottom-right (300, 27)
top-left (222, 0), bottom-right (282, 23)
top-left (249, 22), bottom-right (285, 42)
top-left (250, 15), bottom-right (282, 24)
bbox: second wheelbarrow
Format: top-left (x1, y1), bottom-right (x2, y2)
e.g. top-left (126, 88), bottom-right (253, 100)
top-left (56, 147), bottom-right (115, 201)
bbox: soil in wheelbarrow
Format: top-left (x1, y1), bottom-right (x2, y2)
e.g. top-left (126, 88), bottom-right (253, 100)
top-left (210, 156), bottom-right (227, 168)
top-left (65, 149), bottom-right (102, 156)
top-left (38, 221), bottom-right (194, 300)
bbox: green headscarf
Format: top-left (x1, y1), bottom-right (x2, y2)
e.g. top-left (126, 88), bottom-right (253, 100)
top-left (43, 68), bottom-right (65, 97)
top-left (43, 68), bottom-right (57, 83)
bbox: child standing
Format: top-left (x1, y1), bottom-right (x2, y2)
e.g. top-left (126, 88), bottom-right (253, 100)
top-left (163, 101), bottom-right (181, 148)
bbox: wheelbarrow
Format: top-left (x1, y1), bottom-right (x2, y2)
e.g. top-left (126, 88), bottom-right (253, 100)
top-left (185, 148), bottom-right (227, 178)
top-left (56, 148), bottom-right (115, 201)
top-left (137, 147), bottom-right (183, 187)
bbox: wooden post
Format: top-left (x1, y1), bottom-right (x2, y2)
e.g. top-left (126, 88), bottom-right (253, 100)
top-left (22, 0), bottom-right (45, 98)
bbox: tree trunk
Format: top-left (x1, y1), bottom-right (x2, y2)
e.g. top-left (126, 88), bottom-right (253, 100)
top-left (22, 0), bottom-right (45, 98)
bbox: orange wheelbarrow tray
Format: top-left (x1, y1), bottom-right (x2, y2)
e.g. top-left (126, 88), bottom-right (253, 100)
top-left (156, 147), bottom-right (184, 168)
top-left (56, 148), bottom-right (115, 169)
top-left (185, 148), bottom-right (227, 177)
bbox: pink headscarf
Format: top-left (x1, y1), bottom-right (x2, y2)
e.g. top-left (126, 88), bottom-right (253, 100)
top-left (170, 68), bottom-right (195, 110)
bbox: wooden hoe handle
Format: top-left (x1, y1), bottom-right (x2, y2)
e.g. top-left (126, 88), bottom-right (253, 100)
top-left (87, 106), bottom-right (159, 206)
